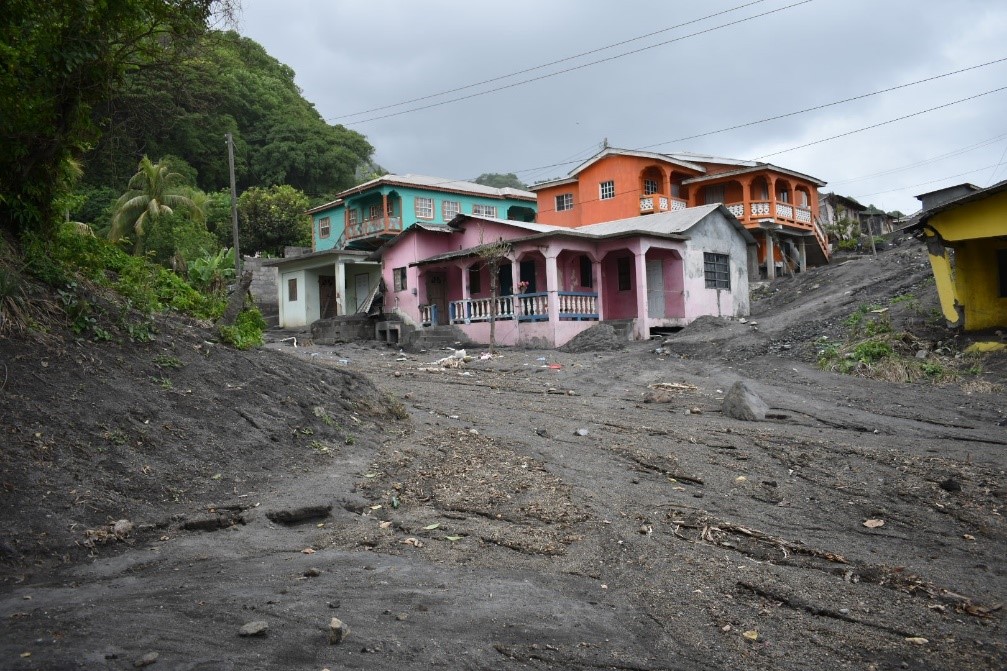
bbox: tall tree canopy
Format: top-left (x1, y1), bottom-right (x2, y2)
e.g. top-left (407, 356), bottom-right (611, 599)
top-left (84, 31), bottom-right (374, 202)
top-left (0, 0), bottom-right (230, 240)
top-left (473, 173), bottom-right (529, 190)
top-left (110, 157), bottom-right (197, 255)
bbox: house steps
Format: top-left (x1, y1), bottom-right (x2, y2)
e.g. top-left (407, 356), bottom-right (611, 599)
top-left (601, 319), bottom-right (634, 340)
top-left (405, 324), bottom-right (473, 353)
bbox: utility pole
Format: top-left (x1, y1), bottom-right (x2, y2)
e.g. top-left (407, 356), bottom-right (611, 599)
top-left (226, 132), bottom-right (242, 276)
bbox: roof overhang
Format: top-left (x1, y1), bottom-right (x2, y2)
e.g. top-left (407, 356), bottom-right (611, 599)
top-left (683, 164), bottom-right (827, 187)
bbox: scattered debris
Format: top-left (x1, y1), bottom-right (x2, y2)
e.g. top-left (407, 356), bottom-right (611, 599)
top-left (328, 617), bottom-right (348, 645)
top-left (238, 621), bottom-right (268, 637)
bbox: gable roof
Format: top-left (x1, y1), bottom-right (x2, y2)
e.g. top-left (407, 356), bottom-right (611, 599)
top-left (409, 205), bottom-right (755, 266)
top-left (530, 147), bottom-right (706, 190)
top-left (910, 179), bottom-right (1007, 230)
top-left (682, 163), bottom-right (827, 187)
top-left (331, 173), bottom-right (536, 202)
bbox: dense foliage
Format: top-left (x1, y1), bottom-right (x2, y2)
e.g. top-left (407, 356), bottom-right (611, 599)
top-left (83, 31), bottom-right (374, 203)
top-left (237, 185), bottom-right (311, 256)
top-left (0, 0), bottom-right (225, 240)
top-left (473, 173), bottom-right (528, 190)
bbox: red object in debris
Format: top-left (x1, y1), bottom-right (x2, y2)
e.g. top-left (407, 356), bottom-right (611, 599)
top-left (547, 364), bottom-right (562, 370)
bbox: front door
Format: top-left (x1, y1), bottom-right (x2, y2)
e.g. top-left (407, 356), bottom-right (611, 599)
top-left (646, 259), bottom-right (665, 318)
top-left (318, 276), bottom-right (337, 319)
top-left (353, 273), bottom-right (371, 312)
top-left (426, 272), bottom-right (448, 325)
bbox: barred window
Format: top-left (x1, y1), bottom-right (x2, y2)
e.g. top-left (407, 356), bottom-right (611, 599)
top-left (704, 253), bottom-right (731, 289)
top-left (472, 203), bottom-right (498, 218)
top-left (600, 180), bottom-right (615, 200)
top-left (393, 267), bottom-right (407, 292)
top-left (318, 217), bottom-right (330, 238)
top-left (643, 179), bottom-right (659, 195)
top-left (556, 193), bottom-right (573, 211)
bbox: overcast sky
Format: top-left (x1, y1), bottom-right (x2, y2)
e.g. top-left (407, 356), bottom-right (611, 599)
top-left (236, 0), bottom-right (1007, 215)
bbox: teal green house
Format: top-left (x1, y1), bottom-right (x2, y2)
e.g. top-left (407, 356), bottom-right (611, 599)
top-left (264, 174), bottom-right (536, 328)
top-left (307, 173), bottom-right (537, 251)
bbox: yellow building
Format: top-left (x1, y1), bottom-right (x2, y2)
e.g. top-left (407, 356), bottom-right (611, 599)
top-left (909, 181), bottom-right (1007, 331)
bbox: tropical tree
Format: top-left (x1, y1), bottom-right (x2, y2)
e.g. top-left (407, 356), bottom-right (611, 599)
top-left (474, 173), bottom-right (528, 190)
top-left (237, 185), bottom-right (311, 256)
top-left (109, 157), bottom-right (197, 254)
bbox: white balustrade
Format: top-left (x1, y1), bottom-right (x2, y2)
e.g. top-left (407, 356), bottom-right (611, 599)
top-left (751, 202), bottom-right (771, 216)
top-left (658, 196), bottom-right (669, 211)
top-left (640, 196), bottom-right (654, 212)
top-left (557, 293), bottom-right (598, 319)
top-left (795, 206), bottom-right (812, 223)
top-left (726, 203), bottom-right (745, 218)
top-left (776, 203), bottom-right (794, 219)
top-left (671, 198), bottom-right (688, 211)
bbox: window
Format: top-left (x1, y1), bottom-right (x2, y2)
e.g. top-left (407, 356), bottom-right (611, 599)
top-left (415, 197), bottom-right (434, 219)
top-left (617, 257), bottom-right (631, 291)
top-left (644, 179), bottom-right (659, 195)
top-left (998, 249), bottom-right (1007, 298)
top-left (368, 204), bottom-right (382, 220)
top-left (287, 278), bottom-right (298, 301)
top-left (600, 180), bottom-right (615, 200)
top-left (704, 184), bottom-right (725, 205)
top-left (579, 255), bottom-right (593, 288)
top-left (442, 200), bottom-right (460, 220)
top-left (348, 209), bottom-right (359, 226)
top-left (472, 203), bottom-right (498, 218)
top-left (393, 267), bottom-right (407, 292)
top-left (318, 217), bottom-right (330, 238)
top-left (798, 191), bottom-right (809, 207)
top-left (468, 266), bottom-right (481, 294)
top-left (704, 253), bottom-right (731, 289)
top-left (555, 193), bottom-right (574, 211)
top-left (777, 190), bottom-right (790, 203)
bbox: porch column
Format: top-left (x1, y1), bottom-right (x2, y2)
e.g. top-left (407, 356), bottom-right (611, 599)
top-left (739, 177), bottom-right (752, 225)
top-left (764, 230), bottom-right (776, 280)
top-left (593, 257), bottom-right (604, 318)
top-left (461, 262), bottom-right (472, 301)
top-left (334, 260), bottom-right (347, 315)
top-left (510, 255), bottom-right (521, 319)
top-left (799, 238), bottom-right (807, 273)
top-left (767, 176), bottom-right (777, 222)
top-left (381, 193), bottom-right (389, 233)
top-left (545, 253), bottom-right (560, 326)
top-left (634, 249), bottom-right (649, 339)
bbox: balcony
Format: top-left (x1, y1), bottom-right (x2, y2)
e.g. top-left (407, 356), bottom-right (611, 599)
top-left (439, 292), bottom-right (600, 327)
top-left (345, 215), bottom-right (403, 244)
top-left (640, 194), bottom-right (687, 214)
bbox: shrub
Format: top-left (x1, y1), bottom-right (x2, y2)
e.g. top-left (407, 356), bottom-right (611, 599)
top-left (219, 308), bottom-right (266, 350)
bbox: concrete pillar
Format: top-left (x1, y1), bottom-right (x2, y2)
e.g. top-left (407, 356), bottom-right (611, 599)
top-left (334, 260), bottom-right (347, 315)
top-left (799, 238), bottom-right (807, 273)
top-left (634, 249), bottom-right (649, 339)
top-left (593, 257), bottom-right (604, 319)
top-left (545, 254), bottom-right (560, 326)
top-left (764, 230), bottom-right (776, 280)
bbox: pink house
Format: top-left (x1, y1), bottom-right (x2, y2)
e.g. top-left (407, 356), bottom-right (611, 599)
top-left (376, 205), bottom-right (756, 348)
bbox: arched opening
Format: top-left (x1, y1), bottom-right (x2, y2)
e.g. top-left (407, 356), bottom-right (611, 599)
top-left (601, 249), bottom-right (638, 320)
top-left (506, 205), bottom-right (536, 222)
top-left (640, 166), bottom-right (666, 196)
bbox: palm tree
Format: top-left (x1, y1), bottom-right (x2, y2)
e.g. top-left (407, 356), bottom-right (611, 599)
top-left (109, 157), bottom-right (195, 254)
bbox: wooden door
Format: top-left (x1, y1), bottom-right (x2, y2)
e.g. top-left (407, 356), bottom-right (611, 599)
top-left (426, 272), bottom-right (447, 325)
top-left (646, 259), bottom-right (665, 319)
top-left (318, 276), bottom-right (337, 319)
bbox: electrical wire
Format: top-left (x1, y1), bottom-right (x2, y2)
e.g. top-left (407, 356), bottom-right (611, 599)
top-left (330, 0), bottom-right (772, 121)
top-left (335, 0), bottom-right (815, 126)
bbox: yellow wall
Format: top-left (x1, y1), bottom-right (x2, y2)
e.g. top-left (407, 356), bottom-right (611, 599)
top-left (925, 189), bottom-right (1007, 330)
top-left (954, 240), bottom-right (1007, 330)
top-left (930, 190), bottom-right (1007, 242)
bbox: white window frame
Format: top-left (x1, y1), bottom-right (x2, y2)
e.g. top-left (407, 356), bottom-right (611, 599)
top-left (472, 203), bottom-right (498, 218)
top-left (599, 180), bottom-right (615, 200)
top-left (318, 216), bottom-right (330, 238)
top-left (555, 193), bottom-right (574, 211)
top-left (442, 200), bottom-right (460, 220)
top-left (415, 197), bottom-right (434, 219)
top-left (643, 179), bottom-right (659, 195)
top-left (347, 208), bottom-right (359, 226)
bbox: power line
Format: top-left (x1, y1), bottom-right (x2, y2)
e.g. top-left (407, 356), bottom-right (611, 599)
top-left (501, 58), bottom-right (1007, 180)
top-left (754, 85), bottom-right (1007, 160)
top-left (986, 139), bottom-right (1007, 185)
top-left (330, 0), bottom-right (772, 121)
top-left (829, 131), bottom-right (1007, 186)
top-left (851, 162), bottom-right (1002, 200)
top-left (335, 0), bottom-right (815, 126)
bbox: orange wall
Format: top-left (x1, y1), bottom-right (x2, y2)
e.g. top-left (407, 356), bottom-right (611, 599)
top-left (537, 155), bottom-right (703, 228)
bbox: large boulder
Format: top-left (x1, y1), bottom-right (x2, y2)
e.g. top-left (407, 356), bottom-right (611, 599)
top-left (722, 381), bottom-right (768, 421)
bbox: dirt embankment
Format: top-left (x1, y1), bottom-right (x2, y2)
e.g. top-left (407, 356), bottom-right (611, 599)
top-left (0, 238), bottom-right (1004, 671)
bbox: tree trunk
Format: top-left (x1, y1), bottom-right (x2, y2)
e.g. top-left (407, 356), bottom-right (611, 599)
top-left (217, 270), bottom-right (253, 328)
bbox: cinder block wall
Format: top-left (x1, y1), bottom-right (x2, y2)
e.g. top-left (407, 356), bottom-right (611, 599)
top-left (244, 257), bottom-right (279, 327)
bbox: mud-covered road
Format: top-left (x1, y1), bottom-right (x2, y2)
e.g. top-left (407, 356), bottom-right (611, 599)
top-left (1, 245), bottom-right (1004, 670)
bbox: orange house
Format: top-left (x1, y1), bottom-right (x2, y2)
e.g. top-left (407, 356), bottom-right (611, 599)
top-left (532, 148), bottom-right (829, 277)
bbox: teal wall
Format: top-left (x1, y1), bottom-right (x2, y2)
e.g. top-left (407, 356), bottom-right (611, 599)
top-left (312, 185), bottom-right (536, 252)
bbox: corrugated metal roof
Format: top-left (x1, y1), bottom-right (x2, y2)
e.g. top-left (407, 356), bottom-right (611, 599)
top-left (449, 213), bottom-right (566, 234)
top-left (683, 163), bottom-right (827, 187)
top-left (335, 174), bottom-right (536, 201)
